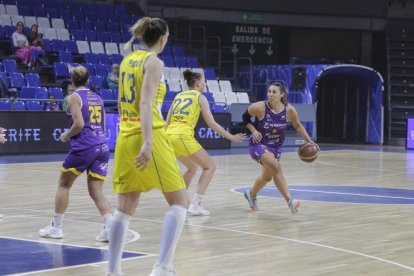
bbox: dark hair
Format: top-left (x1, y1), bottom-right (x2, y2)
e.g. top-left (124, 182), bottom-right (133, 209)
top-left (269, 82), bottom-right (289, 105)
top-left (16, 21), bottom-right (24, 27)
top-left (183, 69), bottom-right (202, 88)
top-left (70, 66), bottom-right (89, 87)
top-left (125, 17), bottom-right (168, 49)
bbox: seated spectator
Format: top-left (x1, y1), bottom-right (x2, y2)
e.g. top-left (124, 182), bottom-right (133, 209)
top-left (62, 81), bottom-right (75, 112)
top-left (45, 95), bottom-right (60, 111)
top-left (107, 64), bottom-right (119, 90)
top-left (27, 24), bottom-right (43, 47)
top-left (12, 22), bottom-right (46, 68)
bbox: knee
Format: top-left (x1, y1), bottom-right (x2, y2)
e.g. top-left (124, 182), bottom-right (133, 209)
top-left (262, 175), bottom-right (272, 182)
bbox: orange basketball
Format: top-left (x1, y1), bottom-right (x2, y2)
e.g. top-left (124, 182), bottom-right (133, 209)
top-left (298, 143), bottom-right (320, 162)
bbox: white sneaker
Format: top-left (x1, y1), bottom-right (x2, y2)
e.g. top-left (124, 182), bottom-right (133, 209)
top-left (96, 226), bottom-right (109, 242)
top-left (244, 190), bottom-right (260, 211)
top-left (188, 204), bottom-right (210, 216)
top-left (288, 199), bottom-right (301, 214)
top-left (39, 222), bottom-right (63, 239)
top-left (149, 264), bottom-right (176, 276)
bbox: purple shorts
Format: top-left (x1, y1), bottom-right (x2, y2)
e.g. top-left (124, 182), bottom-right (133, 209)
top-left (62, 143), bottom-right (109, 179)
top-left (249, 143), bottom-right (282, 162)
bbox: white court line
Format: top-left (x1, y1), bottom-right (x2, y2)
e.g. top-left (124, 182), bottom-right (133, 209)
top-left (3, 208), bottom-right (414, 273)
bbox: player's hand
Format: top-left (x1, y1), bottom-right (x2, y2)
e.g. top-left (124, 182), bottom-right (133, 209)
top-left (134, 143), bottom-right (152, 171)
top-left (231, 133), bottom-right (247, 142)
top-left (0, 133), bottom-right (6, 144)
top-left (251, 131), bottom-right (262, 143)
top-left (60, 132), bottom-right (70, 142)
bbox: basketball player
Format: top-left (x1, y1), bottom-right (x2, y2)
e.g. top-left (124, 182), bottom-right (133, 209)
top-left (39, 66), bottom-right (112, 242)
top-left (0, 127), bottom-right (6, 144)
top-left (166, 69), bottom-right (246, 216)
top-left (242, 82), bottom-right (316, 214)
top-left (108, 17), bottom-right (189, 276)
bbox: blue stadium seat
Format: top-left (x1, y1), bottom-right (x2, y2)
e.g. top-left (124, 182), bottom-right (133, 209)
top-left (164, 91), bottom-right (176, 103)
top-left (0, 100), bottom-right (12, 111)
top-left (59, 9), bottom-right (73, 21)
top-left (25, 73), bottom-right (41, 87)
top-left (160, 55), bottom-right (174, 67)
top-left (66, 20), bottom-right (79, 30)
top-left (109, 32), bottom-right (122, 44)
top-left (34, 87), bottom-right (49, 100)
top-left (204, 92), bottom-right (215, 104)
top-left (65, 40), bottom-right (78, 54)
top-left (161, 102), bottom-right (171, 113)
top-left (19, 87), bottom-right (37, 99)
top-left (174, 56), bottom-right (187, 68)
top-left (52, 39), bottom-right (66, 52)
top-left (3, 59), bottom-right (17, 74)
top-left (58, 51), bottom-right (73, 63)
top-left (42, 39), bottom-right (53, 52)
top-left (53, 62), bottom-right (70, 79)
top-left (13, 101), bottom-right (26, 111)
top-left (85, 30), bottom-right (98, 41)
top-left (0, 72), bottom-right (9, 88)
top-left (97, 31), bottom-right (110, 43)
top-left (71, 30), bottom-right (85, 41)
top-left (84, 53), bottom-right (99, 64)
top-left (18, 5), bottom-right (32, 16)
top-left (26, 100), bottom-right (44, 111)
top-left (110, 54), bottom-right (123, 65)
top-left (211, 104), bottom-right (227, 113)
top-left (94, 63), bottom-right (108, 77)
top-left (47, 8), bottom-right (60, 18)
top-left (97, 53), bottom-right (111, 65)
top-left (99, 89), bottom-right (114, 101)
top-left (82, 63), bottom-right (95, 76)
top-left (80, 21), bottom-right (94, 31)
top-left (187, 56), bottom-right (199, 68)
top-left (10, 73), bottom-right (26, 89)
top-left (89, 75), bottom-right (104, 89)
top-left (94, 22), bottom-right (107, 32)
top-left (107, 23), bottom-right (120, 33)
top-left (204, 68), bottom-right (217, 80)
top-left (49, 87), bottom-right (64, 99)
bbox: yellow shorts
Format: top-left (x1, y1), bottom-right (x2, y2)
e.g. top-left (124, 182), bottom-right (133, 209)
top-left (113, 128), bottom-right (186, 193)
top-left (167, 134), bottom-right (202, 157)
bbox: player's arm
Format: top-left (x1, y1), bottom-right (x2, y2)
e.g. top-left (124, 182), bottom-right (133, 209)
top-left (199, 95), bottom-right (246, 142)
top-left (286, 104), bottom-right (313, 143)
top-left (61, 94), bottom-right (84, 142)
top-left (134, 55), bottom-right (163, 170)
top-left (243, 102), bottom-right (264, 143)
top-left (164, 104), bottom-right (173, 129)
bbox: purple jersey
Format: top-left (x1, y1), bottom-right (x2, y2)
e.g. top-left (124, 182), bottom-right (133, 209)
top-left (68, 89), bottom-right (106, 152)
top-left (250, 101), bottom-right (287, 149)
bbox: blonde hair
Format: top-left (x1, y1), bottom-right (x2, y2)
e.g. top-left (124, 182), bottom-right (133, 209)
top-left (70, 66), bottom-right (89, 87)
top-left (124, 17), bottom-right (168, 50)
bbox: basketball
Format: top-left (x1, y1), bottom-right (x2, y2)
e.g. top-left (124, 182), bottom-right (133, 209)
top-left (298, 143), bottom-right (320, 162)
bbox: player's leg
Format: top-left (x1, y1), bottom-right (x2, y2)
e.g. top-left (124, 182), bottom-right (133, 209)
top-left (108, 192), bottom-right (141, 276)
top-left (39, 171), bottom-right (78, 239)
top-left (261, 153), bottom-right (301, 214)
top-left (186, 148), bottom-right (216, 216)
top-left (177, 156), bottom-right (198, 188)
top-left (244, 165), bottom-right (272, 211)
top-left (150, 188), bottom-right (189, 275)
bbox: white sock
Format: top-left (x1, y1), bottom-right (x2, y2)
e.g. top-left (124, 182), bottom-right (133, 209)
top-left (192, 193), bottom-right (203, 206)
top-left (53, 212), bottom-right (64, 227)
top-left (158, 204), bottom-right (187, 268)
top-left (108, 210), bottom-right (131, 275)
top-left (103, 213), bottom-right (113, 229)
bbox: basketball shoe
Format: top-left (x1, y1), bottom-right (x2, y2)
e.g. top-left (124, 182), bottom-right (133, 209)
top-left (244, 190), bottom-right (259, 211)
top-left (96, 225), bottom-right (109, 242)
top-left (39, 222), bottom-right (63, 239)
top-left (188, 204), bottom-right (210, 216)
top-left (149, 264), bottom-right (177, 276)
top-left (288, 199), bottom-right (301, 214)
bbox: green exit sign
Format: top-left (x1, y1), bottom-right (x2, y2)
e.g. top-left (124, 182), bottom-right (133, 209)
top-left (241, 12), bottom-right (265, 22)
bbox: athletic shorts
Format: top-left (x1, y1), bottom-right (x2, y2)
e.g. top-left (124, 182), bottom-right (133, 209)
top-left (113, 128), bottom-right (186, 193)
top-left (62, 143), bottom-right (109, 180)
top-left (249, 143), bottom-right (282, 162)
top-left (167, 134), bottom-right (202, 157)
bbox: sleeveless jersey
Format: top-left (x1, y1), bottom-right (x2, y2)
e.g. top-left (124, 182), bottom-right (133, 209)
top-left (250, 101), bottom-right (287, 148)
top-left (166, 90), bottom-right (202, 136)
top-left (68, 89), bottom-right (106, 151)
top-left (118, 49), bottom-right (166, 135)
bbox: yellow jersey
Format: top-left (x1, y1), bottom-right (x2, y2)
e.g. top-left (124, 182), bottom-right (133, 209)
top-left (118, 49), bottom-right (166, 135)
top-left (166, 90), bottom-right (202, 136)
